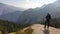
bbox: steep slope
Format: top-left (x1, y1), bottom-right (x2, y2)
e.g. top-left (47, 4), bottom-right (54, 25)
top-left (0, 11), bottom-right (23, 22)
top-left (0, 20), bottom-right (20, 32)
top-left (17, 0), bottom-right (60, 24)
top-left (0, 3), bottom-right (25, 22)
top-left (41, 0), bottom-right (60, 18)
top-left (0, 3), bottom-right (25, 15)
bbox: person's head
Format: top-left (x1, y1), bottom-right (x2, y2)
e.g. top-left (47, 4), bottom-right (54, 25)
top-left (47, 13), bottom-right (50, 15)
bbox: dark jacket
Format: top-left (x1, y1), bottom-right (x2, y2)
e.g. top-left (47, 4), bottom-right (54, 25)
top-left (46, 14), bottom-right (51, 21)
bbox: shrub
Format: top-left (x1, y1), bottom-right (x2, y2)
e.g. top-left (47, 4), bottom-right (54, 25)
top-left (16, 26), bottom-right (33, 34)
top-left (24, 26), bottom-right (33, 34)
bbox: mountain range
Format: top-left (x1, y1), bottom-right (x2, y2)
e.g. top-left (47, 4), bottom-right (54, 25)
top-left (0, 3), bottom-right (25, 15)
top-left (0, 0), bottom-right (60, 24)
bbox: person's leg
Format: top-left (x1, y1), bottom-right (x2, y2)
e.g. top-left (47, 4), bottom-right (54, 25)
top-left (44, 21), bottom-right (47, 28)
top-left (47, 20), bottom-right (49, 28)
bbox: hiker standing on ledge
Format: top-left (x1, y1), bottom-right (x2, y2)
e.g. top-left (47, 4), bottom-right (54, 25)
top-left (44, 13), bottom-right (51, 29)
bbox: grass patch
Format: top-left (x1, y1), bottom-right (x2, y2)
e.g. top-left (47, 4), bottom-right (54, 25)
top-left (16, 26), bottom-right (33, 34)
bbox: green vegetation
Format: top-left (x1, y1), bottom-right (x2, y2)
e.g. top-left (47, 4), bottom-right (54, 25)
top-left (0, 19), bottom-right (20, 33)
top-left (50, 18), bottom-right (60, 29)
top-left (24, 27), bottom-right (33, 34)
top-left (40, 18), bottom-right (60, 29)
top-left (0, 19), bottom-right (31, 33)
top-left (16, 26), bottom-right (33, 34)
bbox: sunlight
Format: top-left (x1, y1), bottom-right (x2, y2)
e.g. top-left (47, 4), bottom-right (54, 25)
top-left (0, 0), bottom-right (57, 9)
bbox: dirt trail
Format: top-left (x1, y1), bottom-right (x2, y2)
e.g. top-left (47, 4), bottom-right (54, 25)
top-left (31, 24), bottom-right (60, 34)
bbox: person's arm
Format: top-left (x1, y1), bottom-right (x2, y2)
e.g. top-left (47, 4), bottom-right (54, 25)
top-left (46, 15), bottom-right (47, 19)
top-left (49, 15), bottom-right (51, 19)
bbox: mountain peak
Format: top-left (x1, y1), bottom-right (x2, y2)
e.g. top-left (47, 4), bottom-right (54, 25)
top-left (0, 3), bottom-right (5, 5)
top-left (0, 3), bottom-right (3, 4)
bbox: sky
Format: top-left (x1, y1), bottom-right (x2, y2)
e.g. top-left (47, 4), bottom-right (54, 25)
top-left (0, 0), bottom-right (57, 9)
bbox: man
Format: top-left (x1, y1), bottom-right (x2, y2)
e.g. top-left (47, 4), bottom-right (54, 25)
top-left (44, 13), bottom-right (51, 29)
